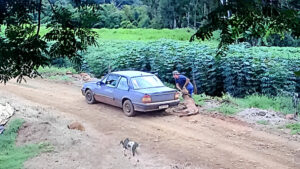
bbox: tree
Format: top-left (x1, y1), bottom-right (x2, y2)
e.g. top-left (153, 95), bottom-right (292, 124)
top-left (191, 0), bottom-right (300, 50)
top-left (95, 4), bottom-right (122, 28)
top-left (0, 0), bottom-right (98, 83)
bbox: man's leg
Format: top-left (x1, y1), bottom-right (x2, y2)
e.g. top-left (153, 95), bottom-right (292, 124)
top-left (187, 85), bottom-right (194, 97)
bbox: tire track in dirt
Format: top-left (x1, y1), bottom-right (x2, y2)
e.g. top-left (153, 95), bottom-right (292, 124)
top-left (1, 79), bottom-right (299, 169)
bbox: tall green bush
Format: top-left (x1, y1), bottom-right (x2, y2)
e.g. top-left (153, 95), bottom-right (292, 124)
top-left (84, 40), bottom-right (300, 97)
top-left (222, 45), bottom-right (300, 96)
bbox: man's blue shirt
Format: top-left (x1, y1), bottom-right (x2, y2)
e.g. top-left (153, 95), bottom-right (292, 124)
top-left (175, 75), bottom-right (193, 89)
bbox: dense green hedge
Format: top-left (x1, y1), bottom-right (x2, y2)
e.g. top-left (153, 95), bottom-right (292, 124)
top-left (84, 40), bottom-right (300, 97)
top-left (222, 45), bottom-right (300, 96)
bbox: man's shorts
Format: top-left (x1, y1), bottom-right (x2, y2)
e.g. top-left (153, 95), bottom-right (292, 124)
top-left (186, 84), bottom-right (194, 96)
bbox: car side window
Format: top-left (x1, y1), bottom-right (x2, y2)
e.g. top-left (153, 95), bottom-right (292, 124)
top-left (117, 77), bottom-right (129, 90)
top-left (106, 75), bottom-right (120, 87)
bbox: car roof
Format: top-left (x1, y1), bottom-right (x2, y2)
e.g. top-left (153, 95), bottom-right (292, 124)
top-left (111, 71), bottom-right (154, 78)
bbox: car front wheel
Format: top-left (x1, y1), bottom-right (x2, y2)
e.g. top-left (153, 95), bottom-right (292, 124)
top-left (85, 90), bottom-right (96, 104)
top-left (122, 100), bottom-right (136, 117)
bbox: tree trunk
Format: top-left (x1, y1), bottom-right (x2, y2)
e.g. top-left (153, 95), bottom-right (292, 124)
top-left (187, 11), bottom-right (190, 28)
top-left (173, 15), bottom-right (177, 28)
top-left (203, 2), bottom-right (207, 16)
top-left (194, 0), bottom-right (197, 28)
top-left (36, 0), bottom-right (42, 37)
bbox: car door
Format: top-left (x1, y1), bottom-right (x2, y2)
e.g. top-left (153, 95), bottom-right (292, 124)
top-left (94, 74), bottom-right (120, 105)
top-left (114, 76), bottom-right (130, 107)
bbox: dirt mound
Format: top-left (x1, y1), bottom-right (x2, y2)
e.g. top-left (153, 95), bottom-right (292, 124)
top-left (209, 113), bottom-right (249, 126)
top-left (17, 122), bottom-right (52, 145)
top-left (237, 108), bottom-right (287, 125)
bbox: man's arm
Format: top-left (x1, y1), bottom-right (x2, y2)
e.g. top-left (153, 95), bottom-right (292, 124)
top-left (176, 83), bottom-right (181, 91)
top-left (183, 77), bottom-right (190, 89)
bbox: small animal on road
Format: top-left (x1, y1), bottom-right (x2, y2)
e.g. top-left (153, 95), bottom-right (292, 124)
top-left (120, 138), bottom-right (139, 156)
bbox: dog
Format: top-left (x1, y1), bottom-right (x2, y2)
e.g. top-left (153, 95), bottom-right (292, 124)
top-left (120, 138), bottom-right (139, 156)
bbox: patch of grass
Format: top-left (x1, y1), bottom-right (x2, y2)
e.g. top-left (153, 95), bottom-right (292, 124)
top-left (38, 66), bottom-right (76, 76)
top-left (41, 26), bottom-right (220, 47)
top-left (257, 120), bottom-right (269, 125)
top-left (231, 94), bottom-right (298, 115)
top-left (48, 75), bottom-right (72, 82)
top-left (193, 94), bottom-right (211, 106)
top-left (0, 119), bottom-right (51, 169)
top-left (286, 123), bottom-right (300, 135)
top-left (214, 104), bottom-right (240, 115)
top-left (95, 28), bottom-right (194, 41)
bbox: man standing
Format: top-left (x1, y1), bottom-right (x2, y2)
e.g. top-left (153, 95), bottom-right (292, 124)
top-left (173, 71), bottom-right (194, 96)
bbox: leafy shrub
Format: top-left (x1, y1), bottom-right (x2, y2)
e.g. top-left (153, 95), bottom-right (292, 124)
top-left (84, 41), bottom-right (300, 97)
top-left (85, 40), bottom-right (221, 95)
top-left (221, 44), bottom-right (300, 96)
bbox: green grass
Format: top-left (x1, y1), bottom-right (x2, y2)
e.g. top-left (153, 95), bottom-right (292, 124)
top-left (94, 28), bottom-right (219, 47)
top-left (193, 94), bottom-right (211, 106)
top-left (257, 120), bottom-right (269, 125)
top-left (38, 67), bottom-right (75, 82)
top-left (94, 28), bottom-right (194, 41)
top-left (286, 123), bottom-right (300, 134)
top-left (0, 119), bottom-right (51, 169)
top-left (48, 75), bottom-right (72, 82)
top-left (40, 26), bottom-right (220, 47)
top-left (38, 66), bottom-right (76, 75)
top-left (231, 94), bottom-right (298, 115)
top-left (214, 104), bottom-right (240, 115)
top-left (206, 93), bottom-right (298, 116)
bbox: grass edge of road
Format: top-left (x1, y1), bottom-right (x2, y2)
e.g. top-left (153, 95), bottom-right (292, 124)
top-left (0, 119), bottom-right (52, 169)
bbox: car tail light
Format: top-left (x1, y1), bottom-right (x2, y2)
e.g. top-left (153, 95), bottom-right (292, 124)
top-left (175, 92), bottom-right (180, 100)
top-left (142, 94), bottom-right (152, 103)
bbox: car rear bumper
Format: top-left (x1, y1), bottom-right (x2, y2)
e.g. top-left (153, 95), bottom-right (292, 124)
top-left (133, 100), bottom-right (180, 112)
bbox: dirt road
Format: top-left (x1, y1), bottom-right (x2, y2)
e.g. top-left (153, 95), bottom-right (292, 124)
top-left (1, 78), bottom-right (300, 169)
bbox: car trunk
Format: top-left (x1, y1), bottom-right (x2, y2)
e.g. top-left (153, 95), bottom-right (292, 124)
top-left (150, 91), bottom-right (176, 102)
top-left (136, 87), bottom-right (177, 103)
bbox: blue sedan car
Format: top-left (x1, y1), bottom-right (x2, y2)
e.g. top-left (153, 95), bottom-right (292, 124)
top-left (81, 71), bottom-right (180, 116)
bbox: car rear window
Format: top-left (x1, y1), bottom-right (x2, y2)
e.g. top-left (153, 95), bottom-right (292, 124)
top-left (131, 76), bottom-right (164, 89)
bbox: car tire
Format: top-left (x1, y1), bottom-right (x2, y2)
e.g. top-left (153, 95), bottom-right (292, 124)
top-left (85, 90), bottom-right (96, 104)
top-left (122, 100), bottom-right (136, 117)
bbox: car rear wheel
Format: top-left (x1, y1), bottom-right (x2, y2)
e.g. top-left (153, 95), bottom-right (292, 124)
top-left (123, 100), bottom-right (136, 117)
top-left (85, 90), bottom-right (96, 104)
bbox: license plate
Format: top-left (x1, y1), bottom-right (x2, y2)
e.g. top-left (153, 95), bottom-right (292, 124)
top-left (159, 105), bottom-right (169, 109)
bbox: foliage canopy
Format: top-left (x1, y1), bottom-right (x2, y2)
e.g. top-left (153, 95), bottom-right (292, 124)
top-left (0, 0), bottom-right (98, 83)
top-left (192, 0), bottom-right (300, 49)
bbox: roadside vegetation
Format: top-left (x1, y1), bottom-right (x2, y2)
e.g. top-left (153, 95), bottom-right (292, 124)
top-left (39, 26), bottom-right (220, 44)
top-left (194, 93), bottom-right (298, 117)
top-left (257, 120), bottom-right (269, 125)
top-left (84, 41), bottom-right (299, 97)
top-left (213, 104), bottom-right (240, 115)
top-left (286, 123), bottom-right (300, 134)
top-left (0, 119), bottom-right (51, 169)
top-left (38, 67), bottom-right (76, 82)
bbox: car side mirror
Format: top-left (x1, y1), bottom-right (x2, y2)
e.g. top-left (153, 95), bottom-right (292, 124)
top-left (97, 81), bottom-right (104, 86)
